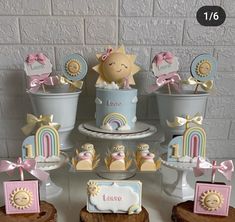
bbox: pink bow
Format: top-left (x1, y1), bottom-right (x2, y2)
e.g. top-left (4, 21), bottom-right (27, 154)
top-left (193, 157), bottom-right (234, 181)
top-left (148, 72), bottom-right (181, 93)
top-left (27, 73), bottom-right (59, 93)
top-left (0, 158), bottom-right (49, 181)
top-left (111, 151), bottom-right (125, 160)
top-left (154, 52), bottom-right (174, 67)
top-left (101, 48), bottom-right (113, 61)
top-left (26, 53), bottom-right (46, 65)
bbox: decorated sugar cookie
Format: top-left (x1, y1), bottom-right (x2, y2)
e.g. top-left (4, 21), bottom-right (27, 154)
top-left (0, 157), bottom-right (48, 214)
top-left (62, 53), bottom-right (88, 81)
top-left (135, 143), bottom-right (161, 171)
top-left (193, 158), bottom-right (234, 216)
top-left (24, 53), bottom-right (52, 77)
top-left (21, 114), bottom-right (61, 163)
top-left (59, 53), bottom-right (88, 91)
top-left (150, 52), bottom-right (181, 94)
top-left (166, 113), bottom-right (206, 163)
top-left (105, 144), bottom-right (132, 171)
top-left (184, 54), bottom-right (217, 93)
top-left (93, 45), bottom-right (140, 88)
top-left (24, 53), bottom-right (59, 93)
top-left (72, 143), bottom-right (100, 171)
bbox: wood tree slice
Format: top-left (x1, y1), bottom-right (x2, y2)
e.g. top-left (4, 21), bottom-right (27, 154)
top-left (0, 201), bottom-right (57, 222)
top-left (80, 206), bottom-right (149, 222)
top-left (172, 201), bottom-right (235, 222)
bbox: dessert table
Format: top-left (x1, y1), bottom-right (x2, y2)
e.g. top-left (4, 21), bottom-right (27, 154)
top-left (0, 158), bottom-right (234, 222)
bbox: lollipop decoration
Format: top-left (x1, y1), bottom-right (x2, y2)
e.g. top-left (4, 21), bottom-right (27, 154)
top-left (59, 53), bottom-right (88, 91)
top-left (185, 54), bottom-right (217, 94)
top-left (24, 53), bottom-right (58, 93)
top-left (193, 157), bottom-right (234, 216)
top-left (150, 52), bottom-right (181, 94)
top-left (93, 45), bottom-right (140, 89)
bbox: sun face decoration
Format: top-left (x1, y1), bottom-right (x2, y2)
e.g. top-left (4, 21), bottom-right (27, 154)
top-left (10, 187), bottom-right (33, 210)
top-left (200, 190), bottom-right (224, 211)
top-left (93, 46), bottom-right (140, 87)
top-left (66, 59), bottom-right (81, 76)
top-left (87, 181), bottom-right (100, 196)
top-left (196, 60), bottom-right (212, 77)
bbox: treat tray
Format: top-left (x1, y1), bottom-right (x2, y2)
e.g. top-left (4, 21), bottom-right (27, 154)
top-left (78, 121), bottom-right (157, 140)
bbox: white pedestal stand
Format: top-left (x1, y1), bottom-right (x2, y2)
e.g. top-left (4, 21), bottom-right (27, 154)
top-left (37, 152), bottom-right (69, 199)
top-left (78, 121), bottom-right (157, 179)
top-left (160, 154), bottom-right (195, 200)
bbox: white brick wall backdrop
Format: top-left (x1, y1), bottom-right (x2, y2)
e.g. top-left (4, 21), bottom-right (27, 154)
top-left (0, 0), bottom-right (234, 158)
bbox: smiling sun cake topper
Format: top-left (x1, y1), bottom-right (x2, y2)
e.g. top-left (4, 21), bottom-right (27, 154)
top-left (193, 158), bottom-right (234, 216)
top-left (186, 54), bottom-right (217, 93)
top-left (150, 52), bottom-right (181, 94)
top-left (92, 45), bottom-right (140, 88)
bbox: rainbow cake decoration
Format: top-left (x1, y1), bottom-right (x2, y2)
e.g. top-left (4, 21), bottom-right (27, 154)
top-left (105, 144), bottom-right (132, 171)
top-left (135, 143), bottom-right (161, 171)
top-left (166, 113), bottom-right (206, 163)
top-left (22, 125), bottom-right (60, 162)
top-left (93, 45), bottom-right (140, 131)
top-left (72, 143), bottom-right (100, 170)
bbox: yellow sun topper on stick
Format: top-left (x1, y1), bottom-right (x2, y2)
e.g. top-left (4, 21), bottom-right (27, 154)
top-left (92, 45), bottom-right (140, 88)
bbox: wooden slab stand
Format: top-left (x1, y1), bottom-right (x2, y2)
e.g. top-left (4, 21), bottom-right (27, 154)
top-left (172, 201), bottom-right (235, 222)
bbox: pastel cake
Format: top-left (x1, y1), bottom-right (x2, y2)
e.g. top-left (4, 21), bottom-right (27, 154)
top-left (93, 46), bottom-right (140, 131)
top-left (95, 87), bottom-right (137, 131)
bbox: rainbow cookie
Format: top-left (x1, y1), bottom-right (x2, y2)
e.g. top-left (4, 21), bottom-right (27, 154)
top-left (22, 125), bottom-right (60, 162)
top-left (105, 145), bottom-right (132, 171)
top-left (72, 143), bottom-right (100, 171)
top-left (167, 119), bottom-right (206, 163)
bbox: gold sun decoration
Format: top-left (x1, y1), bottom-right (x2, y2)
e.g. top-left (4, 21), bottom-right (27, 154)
top-left (10, 187), bottom-right (33, 210)
top-left (66, 59), bottom-right (81, 76)
top-left (200, 190), bottom-right (224, 211)
top-left (92, 45), bottom-right (140, 86)
top-left (196, 60), bottom-right (212, 77)
top-left (87, 181), bottom-right (100, 196)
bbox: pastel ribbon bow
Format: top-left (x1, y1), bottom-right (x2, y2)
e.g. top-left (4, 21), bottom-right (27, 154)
top-left (154, 52), bottom-right (174, 67)
top-left (26, 53), bottom-right (46, 65)
top-left (111, 151), bottom-right (125, 160)
top-left (101, 48), bottom-right (113, 61)
top-left (193, 157), bottom-right (234, 182)
top-left (0, 158), bottom-right (49, 181)
top-left (148, 72), bottom-right (181, 93)
top-left (21, 114), bottom-right (60, 136)
top-left (59, 76), bottom-right (83, 91)
top-left (27, 73), bottom-right (59, 93)
top-left (167, 113), bottom-right (203, 128)
top-left (183, 76), bottom-right (213, 91)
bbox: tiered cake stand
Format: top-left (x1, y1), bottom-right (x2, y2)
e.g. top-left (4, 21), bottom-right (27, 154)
top-left (37, 152), bottom-right (69, 199)
top-left (160, 153), bottom-right (195, 200)
top-left (78, 121), bottom-right (157, 179)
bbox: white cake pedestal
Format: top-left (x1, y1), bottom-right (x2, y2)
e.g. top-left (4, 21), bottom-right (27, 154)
top-left (160, 154), bottom-right (196, 200)
top-left (78, 121), bottom-right (157, 179)
top-left (37, 152), bottom-right (69, 199)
